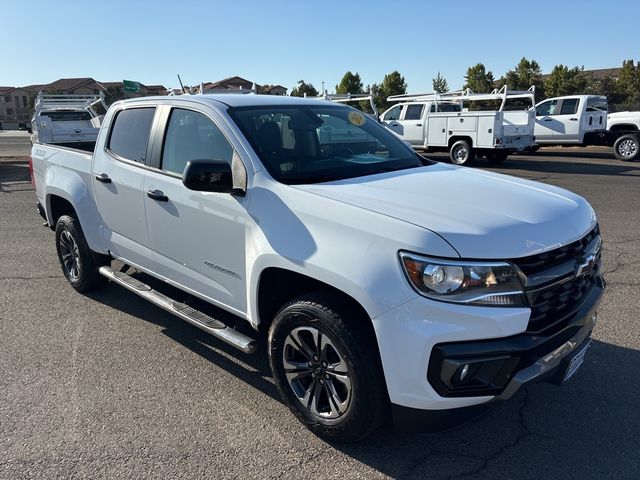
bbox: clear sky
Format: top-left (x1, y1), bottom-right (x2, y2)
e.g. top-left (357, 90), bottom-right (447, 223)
top-left (2, 0), bottom-right (638, 93)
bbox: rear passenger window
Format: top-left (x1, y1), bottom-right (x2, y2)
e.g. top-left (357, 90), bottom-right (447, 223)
top-left (161, 108), bottom-right (233, 176)
top-left (404, 104), bottom-right (424, 120)
top-left (560, 99), bottom-right (579, 115)
top-left (108, 108), bottom-right (155, 163)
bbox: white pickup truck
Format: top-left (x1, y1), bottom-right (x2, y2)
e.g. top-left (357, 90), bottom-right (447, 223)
top-left (534, 95), bottom-right (640, 161)
top-left (31, 94), bottom-right (604, 442)
top-left (380, 87), bottom-right (537, 165)
top-left (31, 92), bottom-right (106, 150)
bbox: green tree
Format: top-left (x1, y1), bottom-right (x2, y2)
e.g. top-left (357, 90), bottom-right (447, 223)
top-left (614, 60), bottom-right (640, 109)
top-left (335, 71), bottom-right (364, 95)
top-left (104, 85), bottom-right (125, 106)
top-left (374, 71), bottom-right (407, 112)
top-left (544, 65), bottom-right (590, 97)
top-left (497, 57), bottom-right (544, 99)
top-left (432, 72), bottom-right (449, 93)
top-left (463, 63), bottom-right (495, 92)
top-left (290, 80), bottom-right (319, 97)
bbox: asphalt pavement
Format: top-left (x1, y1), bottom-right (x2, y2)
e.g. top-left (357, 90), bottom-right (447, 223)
top-left (1, 136), bottom-right (639, 479)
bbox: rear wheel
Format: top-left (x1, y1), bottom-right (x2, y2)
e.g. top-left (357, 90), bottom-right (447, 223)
top-left (485, 150), bottom-right (509, 164)
top-left (450, 140), bottom-right (475, 165)
top-left (268, 292), bottom-right (387, 442)
top-left (55, 215), bottom-right (109, 292)
top-left (613, 133), bottom-right (640, 161)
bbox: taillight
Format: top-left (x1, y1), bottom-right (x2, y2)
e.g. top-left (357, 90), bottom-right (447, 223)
top-left (28, 155), bottom-right (34, 187)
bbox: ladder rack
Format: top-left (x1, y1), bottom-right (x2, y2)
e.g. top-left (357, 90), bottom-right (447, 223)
top-left (387, 86), bottom-right (535, 111)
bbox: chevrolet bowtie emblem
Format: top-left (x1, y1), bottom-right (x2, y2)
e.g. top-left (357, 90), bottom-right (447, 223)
top-left (575, 253), bottom-right (596, 278)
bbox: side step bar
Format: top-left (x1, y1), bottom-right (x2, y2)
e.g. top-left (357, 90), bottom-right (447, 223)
top-left (99, 266), bottom-right (257, 354)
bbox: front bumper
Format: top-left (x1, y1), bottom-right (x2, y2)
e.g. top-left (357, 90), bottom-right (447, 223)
top-left (372, 275), bottom-right (604, 431)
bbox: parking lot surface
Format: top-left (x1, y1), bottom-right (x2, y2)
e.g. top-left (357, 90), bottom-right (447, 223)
top-left (1, 136), bottom-right (639, 479)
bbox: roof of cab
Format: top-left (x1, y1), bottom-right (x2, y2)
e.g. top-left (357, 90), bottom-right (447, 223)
top-left (118, 94), bottom-right (336, 109)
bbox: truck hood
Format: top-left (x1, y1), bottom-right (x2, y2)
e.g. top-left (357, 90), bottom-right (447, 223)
top-left (294, 163), bottom-right (596, 259)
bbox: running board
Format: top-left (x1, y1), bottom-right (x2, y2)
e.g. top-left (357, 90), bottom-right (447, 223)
top-left (99, 266), bottom-right (256, 354)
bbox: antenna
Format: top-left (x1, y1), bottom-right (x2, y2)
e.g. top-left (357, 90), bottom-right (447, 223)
top-left (177, 74), bottom-right (186, 95)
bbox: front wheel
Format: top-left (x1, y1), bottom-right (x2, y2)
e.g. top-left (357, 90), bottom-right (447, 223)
top-left (55, 215), bottom-right (108, 292)
top-left (613, 133), bottom-right (640, 161)
top-left (450, 140), bottom-right (475, 165)
top-left (268, 293), bottom-right (387, 442)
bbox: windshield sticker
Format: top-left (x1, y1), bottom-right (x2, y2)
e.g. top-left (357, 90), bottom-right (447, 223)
top-left (347, 111), bottom-right (366, 127)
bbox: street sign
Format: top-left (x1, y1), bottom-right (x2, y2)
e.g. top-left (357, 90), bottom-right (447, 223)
top-left (123, 80), bottom-right (141, 93)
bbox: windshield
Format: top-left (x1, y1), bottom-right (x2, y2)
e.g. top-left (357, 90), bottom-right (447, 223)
top-left (228, 104), bottom-right (423, 184)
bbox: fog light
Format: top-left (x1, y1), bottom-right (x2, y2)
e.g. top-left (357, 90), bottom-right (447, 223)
top-left (459, 364), bottom-right (470, 381)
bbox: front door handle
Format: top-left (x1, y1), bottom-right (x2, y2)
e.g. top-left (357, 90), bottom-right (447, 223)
top-left (147, 189), bottom-right (168, 202)
top-left (95, 173), bottom-right (111, 183)
top-left (543, 118), bottom-right (553, 122)
top-left (416, 123), bottom-right (422, 127)
top-left (569, 117), bottom-right (578, 121)
top-left (391, 123), bottom-right (400, 127)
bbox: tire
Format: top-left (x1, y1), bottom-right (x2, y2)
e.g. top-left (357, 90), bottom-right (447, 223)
top-left (528, 145), bottom-right (540, 153)
top-left (613, 133), bottom-right (640, 161)
top-left (55, 215), bottom-right (109, 292)
top-left (450, 140), bottom-right (475, 165)
top-left (268, 292), bottom-right (387, 442)
top-left (485, 150), bottom-right (509, 164)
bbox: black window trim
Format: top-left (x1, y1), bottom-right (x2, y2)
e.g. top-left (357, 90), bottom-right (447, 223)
top-left (104, 105), bottom-right (158, 168)
top-left (403, 103), bottom-right (425, 121)
top-left (558, 98), bottom-right (580, 116)
top-left (152, 105), bottom-right (240, 179)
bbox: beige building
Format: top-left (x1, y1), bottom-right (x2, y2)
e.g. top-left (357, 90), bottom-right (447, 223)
top-left (0, 86), bottom-right (31, 127)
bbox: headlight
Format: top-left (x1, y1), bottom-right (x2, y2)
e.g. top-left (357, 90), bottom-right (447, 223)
top-left (399, 252), bottom-right (526, 307)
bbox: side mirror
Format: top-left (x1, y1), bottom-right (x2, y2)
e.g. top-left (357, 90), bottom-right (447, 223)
top-left (182, 160), bottom-right (244, 195)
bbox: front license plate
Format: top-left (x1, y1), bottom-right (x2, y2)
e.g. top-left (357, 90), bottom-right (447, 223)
top-left (563, 341), bottom-right (591, 382)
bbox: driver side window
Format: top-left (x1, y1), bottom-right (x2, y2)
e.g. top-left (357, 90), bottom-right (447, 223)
top-left (161, 108), bottom-right (233, 176)
top-left (536, 100), bottom-right (558, 116)
top-left (383, 105), bottom-right (403, 121)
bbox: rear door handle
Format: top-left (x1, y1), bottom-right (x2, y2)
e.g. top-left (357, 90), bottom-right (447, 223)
top-left (416, 123), bottom-right (422, 127)
top-left (391, 123), bottom-right (400, 127)
top-left (543, 118), bottom-right (553, 122)
top-left (569, 117), bottom-right (578, 121)
top-left (95, 173), bottom-right (111, 183)
top-left (147, 189), bottom-right (168, 202)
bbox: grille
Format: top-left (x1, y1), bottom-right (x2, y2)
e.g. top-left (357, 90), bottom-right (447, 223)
top-left (526, 269), bottom-right (598, 334)
top-left (513, 225), bottom-right (600, 276)
top-left (510, 225), bottom-right (601, 335)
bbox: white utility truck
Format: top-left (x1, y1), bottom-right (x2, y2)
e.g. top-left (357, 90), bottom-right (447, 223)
top-left (380, 86), bottom-right (537, 165)
top-left (31, 94), bottom-right (604, 442)
top-left (533, 95), bottom-right (640, 161)
top-left (31, 92), bottom-right (106, 150)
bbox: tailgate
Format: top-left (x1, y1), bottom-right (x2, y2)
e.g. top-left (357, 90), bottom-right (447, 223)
top-left (52, 127), bottom-right (100, 143)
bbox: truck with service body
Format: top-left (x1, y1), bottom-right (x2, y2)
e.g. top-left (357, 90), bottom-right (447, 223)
top-left (31, 92), bottom-right (106, 150)
top-left (31, 94), bottom-right (604, 442)
top-left (379, 86), bottom-right (537, 165)
top-left (533, 95), bottom-right (640, 161)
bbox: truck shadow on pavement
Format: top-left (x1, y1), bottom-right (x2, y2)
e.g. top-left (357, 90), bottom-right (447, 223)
top-left (88, 279), bottom-right (640, 479)
top-left (0, 159), bottom-right (29, 183)
top-left (427, 152), bottom-right (640, 177)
